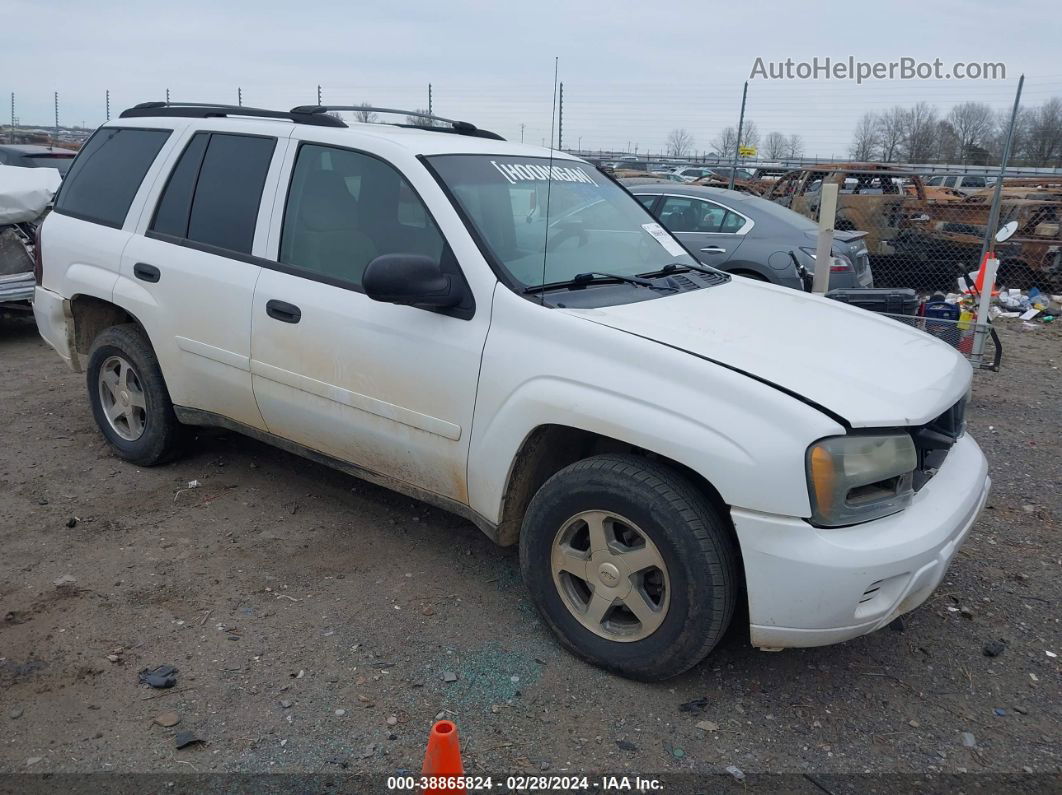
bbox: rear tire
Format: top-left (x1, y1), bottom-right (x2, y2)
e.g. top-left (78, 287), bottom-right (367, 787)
top-left (519, 454), bottom-right (738, 681)
top-left (86, 324), bottom-right (182, 466)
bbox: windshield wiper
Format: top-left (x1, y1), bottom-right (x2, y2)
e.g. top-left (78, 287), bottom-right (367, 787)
top-left (524, 271), bottom-right (676, 294)
top-left (638, 262), bottom-right (730, 281)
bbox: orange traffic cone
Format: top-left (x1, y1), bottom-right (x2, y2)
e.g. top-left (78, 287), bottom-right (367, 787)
top-left (421, 720), bottom-right (465, 795)
top-left (968, 251), bottom-right (1000, 296)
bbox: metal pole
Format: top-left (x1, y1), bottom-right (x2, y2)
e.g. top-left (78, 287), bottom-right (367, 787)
top-left (106, 89), bottom-right (110, 121)
top-left (520, 123), bottom-right (525, 143)
top-left (971, 257), bottom-right (999, 368)
top-left (979, 74), bottom-right (1024, 263)
top-left (811, 183), bottom-right (839, 294)
top-left (238, 87), bottom-right (242, 107)
top-left (558, 82), bottom-right (563, 150)
top-left (729, 81), bottom-right (748, 191)
top-left (9, 93), bottom-right (13, 143)
top-left (54, 91), bottom-right (59, 140)
top-left (428, 84), bottom-right (432, 116)
top-left (317, 85), bottom-right (322, 105)
top-left (166, 87), bottom-right (170, 103)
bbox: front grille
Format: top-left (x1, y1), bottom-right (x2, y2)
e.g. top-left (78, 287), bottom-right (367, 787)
top-left (909, 395), bottom-right (967, 491)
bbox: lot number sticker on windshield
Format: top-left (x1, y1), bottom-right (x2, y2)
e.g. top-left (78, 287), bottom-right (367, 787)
top-left (642, 223), bottom-right (686, 257)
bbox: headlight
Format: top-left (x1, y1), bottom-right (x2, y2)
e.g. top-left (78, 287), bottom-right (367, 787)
top-left (806, 434), bottom-right (917, 527)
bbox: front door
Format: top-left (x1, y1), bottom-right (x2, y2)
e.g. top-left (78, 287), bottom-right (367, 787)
top-left (249, 142), bottom-right (488, 503)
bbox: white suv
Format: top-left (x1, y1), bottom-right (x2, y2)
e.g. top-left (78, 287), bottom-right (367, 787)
top-left (33, 102), bottom-right (990, 680)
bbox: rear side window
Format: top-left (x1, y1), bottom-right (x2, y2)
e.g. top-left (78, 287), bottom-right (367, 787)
top-left (150, 132), bottom-right (276, 255)
top-left (54, 128), bottom-right (171, 228)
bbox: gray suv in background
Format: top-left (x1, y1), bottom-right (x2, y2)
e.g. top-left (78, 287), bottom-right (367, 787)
top-left (627, 183), bottom-right (873, 291)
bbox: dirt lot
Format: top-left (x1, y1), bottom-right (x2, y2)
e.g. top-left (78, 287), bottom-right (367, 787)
top-left (0, 312), bottom-right (1059, 784)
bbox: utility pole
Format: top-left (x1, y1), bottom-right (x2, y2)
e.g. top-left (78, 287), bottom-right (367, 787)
top-left (317, 84), bottom-right (322, 105)
top-left (9, 93), bottom-right (13, 143)
top-left (237, 87), bottom-right (243, 107)
top-left (106, 89), bottom-right (110, 121)
top-left (166, 87), bottom-right (170, 103)
top-left (520, 123), bottom-right (525, 143)
top-left (980, 74), bottom-right (1024, 262)
top-left (54, 91), bottom-right (59, 139)
top-left (428, 84), bottom-right (433, 117)
top-left (729, 81), bottom-right (748, 191)
top-left (557, 82), bottom-right (563, 150)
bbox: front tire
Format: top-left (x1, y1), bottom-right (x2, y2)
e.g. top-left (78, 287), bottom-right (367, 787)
top-left (520, 454), bottom-right (738, 681)
top-left (86, 324), bottom-right (182, 466)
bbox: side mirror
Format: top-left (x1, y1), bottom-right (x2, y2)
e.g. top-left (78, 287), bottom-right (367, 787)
top-left (363, 254), bottom-right (462, 309)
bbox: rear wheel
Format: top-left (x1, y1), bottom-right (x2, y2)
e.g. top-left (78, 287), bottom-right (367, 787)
top-left (86, 324), bottom-right (182, 466)
top-left (520, 454), bottom-right (738, 681)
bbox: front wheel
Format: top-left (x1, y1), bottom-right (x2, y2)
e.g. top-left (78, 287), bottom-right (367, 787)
top-left (520, 455), bottom-right (738, 681)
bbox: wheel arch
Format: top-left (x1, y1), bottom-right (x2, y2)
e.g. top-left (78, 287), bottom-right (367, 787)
top-left (494, 423), bottom-right (735, 549)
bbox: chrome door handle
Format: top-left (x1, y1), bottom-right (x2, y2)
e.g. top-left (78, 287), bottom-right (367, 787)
top-left (699, 246), bottom-right (726, 254)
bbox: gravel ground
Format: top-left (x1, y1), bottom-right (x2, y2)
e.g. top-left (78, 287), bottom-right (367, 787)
top-left (0, 312), bottom-right (1059, 785)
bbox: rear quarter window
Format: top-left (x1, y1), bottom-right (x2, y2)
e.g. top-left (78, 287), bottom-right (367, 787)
top-left (54, 128), bottom-right (171, 228)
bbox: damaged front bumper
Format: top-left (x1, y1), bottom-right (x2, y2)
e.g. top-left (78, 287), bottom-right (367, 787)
top-left (732, 433), bottom-right (990, 648)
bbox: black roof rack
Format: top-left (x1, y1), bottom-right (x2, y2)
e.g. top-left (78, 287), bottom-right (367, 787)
top-left (291, 105), bottom-right (505, 140)
top-left (119, 101), bottom-right (347, 128)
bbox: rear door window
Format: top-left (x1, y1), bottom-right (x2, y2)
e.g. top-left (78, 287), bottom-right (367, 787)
top-left (54, 127), bottom-right (171, 228)
top-left (150, 132), bottom-right (276, 255)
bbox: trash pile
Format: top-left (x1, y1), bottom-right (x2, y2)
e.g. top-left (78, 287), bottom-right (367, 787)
top-left (989, 287), bottom-right (1060, 329)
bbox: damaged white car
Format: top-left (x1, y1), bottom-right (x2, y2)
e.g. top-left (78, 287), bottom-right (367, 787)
top-left (32, 103), bottom-right (989, 680)
top-left (0, 164), bottom-right (61, 312)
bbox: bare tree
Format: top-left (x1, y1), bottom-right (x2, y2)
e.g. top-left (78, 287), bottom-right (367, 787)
top-left (666, 128), bottom-right (694, 158)
top-left (1023, 97), bottom-right (1062, 166)
top-left (875, 106), bottom-right (906, 162)
top-left (898, 102), bottom-right (939, 162)
top-left (405, 108), bottom-right (434, 128)
top-left (932, 119), bottom-right (961, 162)
top-left (786, 134), bottom-right (804, 159)
top-left (741, 120), bottom-right (760, 150)
top-left (711, 126), bottom-right (737, 156)
top-left (849, 112), bottom-right (879, 161)
top-left (354, 101), bottom-right (378, 124)
top-left (763, 131), bottom-right (787, 159)
top-left (947, 102), bottom-right (995, 162)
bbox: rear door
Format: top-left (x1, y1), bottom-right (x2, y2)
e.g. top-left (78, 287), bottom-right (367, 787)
top-left (654, 194), bottom-right (748, 265)
top-left (116, 125), bottom-right (287, 429)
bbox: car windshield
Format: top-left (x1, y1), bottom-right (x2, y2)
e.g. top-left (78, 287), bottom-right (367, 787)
top-left (427, 155), bottom-right (700, 291)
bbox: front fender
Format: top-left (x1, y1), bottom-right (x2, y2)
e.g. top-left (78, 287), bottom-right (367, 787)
top-left (468, 287), bottom-right (844, 524)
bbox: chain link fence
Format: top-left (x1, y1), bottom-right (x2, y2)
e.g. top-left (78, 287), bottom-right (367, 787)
top-left (752, 164), bottom-right (1062, 295)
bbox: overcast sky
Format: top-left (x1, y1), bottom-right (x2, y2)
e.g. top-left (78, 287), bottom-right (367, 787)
top-left (4, 0), bottom-right (1059, 156)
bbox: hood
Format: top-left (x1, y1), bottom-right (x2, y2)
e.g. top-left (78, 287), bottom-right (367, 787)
top-left (562, 279), bottom-right (971, 428)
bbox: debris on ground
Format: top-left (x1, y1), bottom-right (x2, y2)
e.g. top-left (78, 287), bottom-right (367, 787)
top-left (678, 697), bottom-right (709, 713)
top-left (615, 740), bottom-right (637, 752)
top-left (9, 707), bottom-right (23, 720)
top-left (442, 671), bottom-right (458, 683)
top-left (65, 517), bottom-right (77, 528)
top-left (696, 720), bottom-right (719, 732)
top-left (174, 731), bottom-right (204, 750)
top-left (961, 732), bottom-right (977, 748)
top-left (153, 712), bottom-right (180, 727)
top-left (138, 665), bottom-right (178, 689)
top-left (983, 639), bottom-right (1007, 657)
top-left (725, 765), bottom-right (745, 781)
top-left (53, 574), bottom-right (76, 588)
